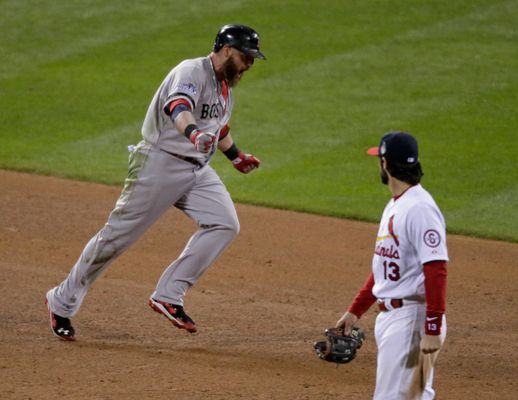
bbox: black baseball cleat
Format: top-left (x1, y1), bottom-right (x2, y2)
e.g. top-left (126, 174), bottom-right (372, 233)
top-left (148, 298), bottom-right (197, 333)
top-left (45, 299), bottom-right (76, 341)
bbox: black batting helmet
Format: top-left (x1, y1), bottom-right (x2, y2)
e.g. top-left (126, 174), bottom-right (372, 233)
top-left (213, 24), bottom-right (266, 60)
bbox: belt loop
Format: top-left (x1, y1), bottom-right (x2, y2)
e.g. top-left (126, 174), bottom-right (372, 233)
top-left (384, 298), bottom-right (395, 311)
top-left (376, 298), bottom-right (404, 312)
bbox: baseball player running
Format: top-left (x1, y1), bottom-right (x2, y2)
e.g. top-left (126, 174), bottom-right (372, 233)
top-left (336, 132), bottom-right (448, 399)
top-left (46, 24), bottom-right (266, 340)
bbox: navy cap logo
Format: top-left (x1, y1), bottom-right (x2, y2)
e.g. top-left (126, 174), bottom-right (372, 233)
top-left (380, 141), bottom-right (387, 156)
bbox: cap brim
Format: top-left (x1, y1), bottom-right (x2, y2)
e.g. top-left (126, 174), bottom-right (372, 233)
top-left (367, 146), bottom-right (379, 156)
top-left (255, 50), bottom-right (266, 60)
top-left (244, 48), bottom-right (266, 60)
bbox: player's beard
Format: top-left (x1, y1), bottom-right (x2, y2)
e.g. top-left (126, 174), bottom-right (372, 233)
top-left (380, 166), bottom-right (389, 185)
top-left (222, 57), bottom-right (243, 87)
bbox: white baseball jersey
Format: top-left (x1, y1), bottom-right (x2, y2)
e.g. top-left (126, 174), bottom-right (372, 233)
top-left (141, 56), bottom-right (233, 163)
top-left (371, 184), bottom-right (448, 300)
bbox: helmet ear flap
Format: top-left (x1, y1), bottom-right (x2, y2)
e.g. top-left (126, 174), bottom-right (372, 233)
top-left (213, 34), bottom-right (223, 52)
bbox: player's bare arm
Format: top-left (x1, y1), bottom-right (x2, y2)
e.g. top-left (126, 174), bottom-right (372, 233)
top-left (217, 133), bottom-right (234, 152)
top-left (173, 109), bottom-right (197, 133)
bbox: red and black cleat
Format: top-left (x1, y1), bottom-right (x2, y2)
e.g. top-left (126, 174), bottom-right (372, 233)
top-left (45, 299), bottom-right (76, 341)
top-left (149, 298), bottom-right (197, 334)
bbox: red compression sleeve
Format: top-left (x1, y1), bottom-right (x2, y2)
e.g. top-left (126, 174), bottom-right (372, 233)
top-left (347, 272), bottom-right (376, 318)
top-left (423, 260), bottom-right (448, 335)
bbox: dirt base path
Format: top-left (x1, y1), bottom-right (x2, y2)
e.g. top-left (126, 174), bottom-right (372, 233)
top-left (1, 170), bottom-right (516, 399)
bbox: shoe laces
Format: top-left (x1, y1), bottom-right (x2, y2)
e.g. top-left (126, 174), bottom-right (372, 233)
top-left (170, 304), bottom-right (194, 324)
top-left (54, 313), bottom-right (73, 328)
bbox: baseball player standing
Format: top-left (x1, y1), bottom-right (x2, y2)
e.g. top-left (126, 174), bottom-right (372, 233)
top-left (336, 132), bottom-right (448, 399)
top-left (46, 24), bottom-right (266, 340)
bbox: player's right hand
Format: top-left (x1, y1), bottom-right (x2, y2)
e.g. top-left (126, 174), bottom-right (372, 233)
top-left (231, 151), bottom-right (261, 174)
top-left (420, 334), bottom-right (443, 354)
top-left (336, 311), bottom-right (359, 336)
top-left (190, 130), bottom-right (216, 153)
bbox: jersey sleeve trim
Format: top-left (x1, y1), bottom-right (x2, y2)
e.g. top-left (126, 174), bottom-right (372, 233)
top-left (164, 92), bottom-right (196, 115)
top-left (165, 98), bottom-right (192, 116)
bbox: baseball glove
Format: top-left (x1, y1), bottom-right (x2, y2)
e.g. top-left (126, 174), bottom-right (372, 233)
top-left (313, 327), bottom-right (365, 364)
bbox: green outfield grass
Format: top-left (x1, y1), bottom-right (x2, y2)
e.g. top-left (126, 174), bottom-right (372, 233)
top-left (1, 0), bottom-right (517, 242)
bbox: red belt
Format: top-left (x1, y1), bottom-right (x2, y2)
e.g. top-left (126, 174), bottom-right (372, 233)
top-left (377, 299), bottom-right (403, 312)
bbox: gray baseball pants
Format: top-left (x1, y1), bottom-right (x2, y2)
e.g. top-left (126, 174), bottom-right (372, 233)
top-left (47, 140), bottom-right (239, 317)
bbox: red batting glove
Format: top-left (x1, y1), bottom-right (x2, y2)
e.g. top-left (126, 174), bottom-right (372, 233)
top-left (231, 151), bottom-right (261, 174)
top-left (190, 130), bottom-right (216, 153)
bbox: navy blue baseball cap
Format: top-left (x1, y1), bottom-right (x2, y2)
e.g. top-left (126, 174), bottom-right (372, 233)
top-left (367, 131), bottom-right (419, 165)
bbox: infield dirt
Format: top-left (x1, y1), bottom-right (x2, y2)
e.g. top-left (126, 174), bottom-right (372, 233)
top-left (1, 170), bottom-right (516, 399)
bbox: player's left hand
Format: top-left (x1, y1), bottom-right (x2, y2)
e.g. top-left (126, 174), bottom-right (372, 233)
top-left (420, 334), bottom-right (443, 354)
top-left (231, 151), bottom-right (260, 174)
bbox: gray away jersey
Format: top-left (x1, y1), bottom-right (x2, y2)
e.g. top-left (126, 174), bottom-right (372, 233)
top-left (141, 56), bottom-right (233, 163)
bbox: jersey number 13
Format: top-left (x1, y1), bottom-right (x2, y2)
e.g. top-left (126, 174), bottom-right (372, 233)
top-left (383, 260), bottom-right (401, 281)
